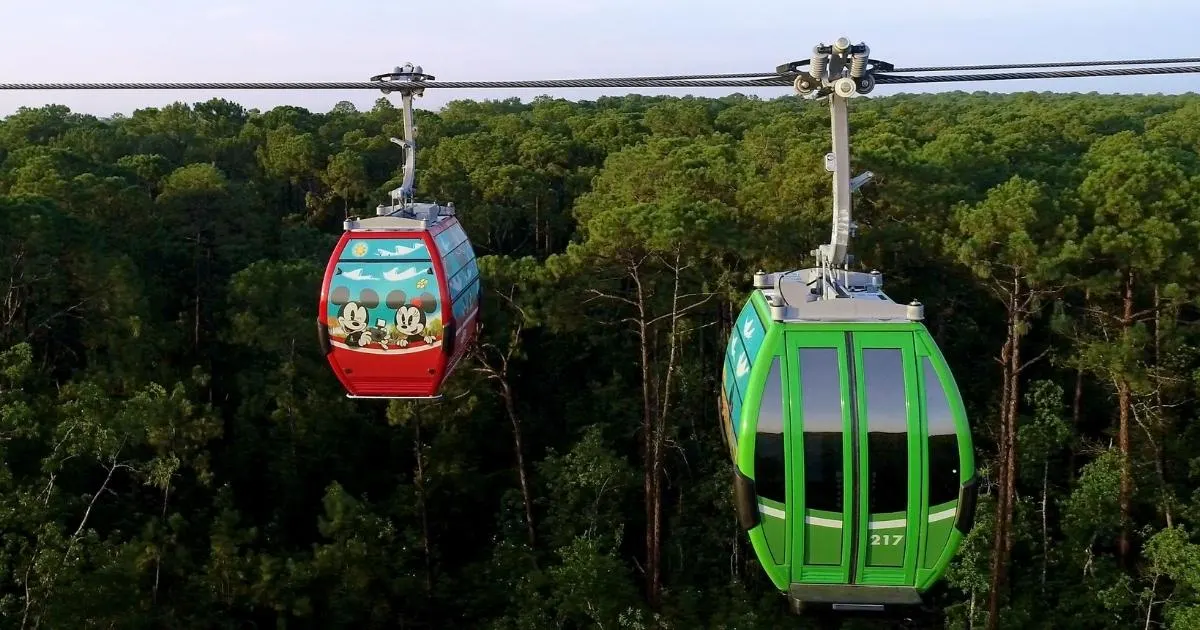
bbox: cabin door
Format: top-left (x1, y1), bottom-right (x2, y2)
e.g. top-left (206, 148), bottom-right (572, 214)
top-left (848, 331), bottom-right (921, 586)
top-left (786, 330), bottom-right (920, 588)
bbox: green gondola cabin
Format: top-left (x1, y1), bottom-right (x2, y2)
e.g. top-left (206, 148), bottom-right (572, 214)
top-left (720, 268), bottom-right (978, 613)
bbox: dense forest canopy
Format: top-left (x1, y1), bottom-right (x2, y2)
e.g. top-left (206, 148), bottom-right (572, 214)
top-left (3, 89), bottom-right (1200, 629)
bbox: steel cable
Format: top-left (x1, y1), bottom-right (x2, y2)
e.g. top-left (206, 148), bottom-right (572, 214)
top-left (889, 57), bottom-right (1200, 73)
top-left (875, 65), bottom-right (1200, 84)
top-left (0, 77), bottom-right (792, 91)
top-left (1, 60), bottom-right (1199, 91)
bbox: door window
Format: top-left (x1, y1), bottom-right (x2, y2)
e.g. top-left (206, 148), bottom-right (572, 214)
top-left (754, 357), bottom-right (786, 503)
top-left (861, 349), bottom-right (909, 515)
top-left (798, 348), bottom-right (844, 514)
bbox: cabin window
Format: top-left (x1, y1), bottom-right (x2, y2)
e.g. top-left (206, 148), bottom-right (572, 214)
top-left (924, 358), bottom-right (960, 506)
top-left (798, 348), bottom-right (844, 514)
top-left (862, 348), bottom-right (909, 515)
top-left (754, 357), bottom-right (786, 504)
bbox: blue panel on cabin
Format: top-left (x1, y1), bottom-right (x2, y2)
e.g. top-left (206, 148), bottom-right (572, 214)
top-left (341, 238), bottom-right (432, 262)
top-left (728, 334), bottom-right (752, 403)
top-left (723, 351), bottom-right (736, 400)
top-left (450, 246), bottom-right (476, 281)
top-left (452, 276), bottom-right (480, 321)
top-left (441, 242), bottom-right (469, 278)
top-left (725, 332), bottom-right (740, 371)
top-left (722, 352), bottom-right (743, 446)
top-left (434, 222), bottom-right (468, 261)
top-left (729, 384), bottom-right (743, 439)
top-left (734, 301), bottom-right (765, 364)
top-left (434, 222), bottom-right (462, 247)
top-left (449, 257), bottom-right (479, 301)
top-left (429, 221), bottom-right (482, 326)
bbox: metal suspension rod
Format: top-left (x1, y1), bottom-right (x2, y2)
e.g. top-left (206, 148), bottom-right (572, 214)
top-left (372, 64), bottom-right (433, 215)
top-left (396, 91), bottom-right (417, 202)
top-left (796, 37), bottom-right (875, 280)
top-left (824, 93), bottom-right (852, 269)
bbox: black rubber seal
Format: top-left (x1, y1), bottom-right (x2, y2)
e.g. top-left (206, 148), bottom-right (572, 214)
top-left (955, 473), bottom-right (979, 534)
top-left (733, 467), bottom-right (760, 531)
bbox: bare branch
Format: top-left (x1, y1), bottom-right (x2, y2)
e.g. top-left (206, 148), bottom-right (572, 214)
top-left (1017, 347), bottom-right (1052, 374)
top-left (74, 458), bottom-right (132, 539)
top-left (645, 293), bottom-right (716, 327)
top-left (680, 320), bottom-right (720, 334)
top-left (584, 288), bottom-right (638, 308)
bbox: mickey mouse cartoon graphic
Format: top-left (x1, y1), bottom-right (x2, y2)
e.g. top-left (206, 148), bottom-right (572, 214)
top-left (330, 286), bottom-right (384, 348)
top-left (385, 289), bottom-right (439, 347)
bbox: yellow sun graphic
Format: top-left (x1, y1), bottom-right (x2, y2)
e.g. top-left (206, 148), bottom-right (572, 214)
top-left (416, 278), bottom-right (428, 289)
top-left (352, 242), bottom-right (367, 257)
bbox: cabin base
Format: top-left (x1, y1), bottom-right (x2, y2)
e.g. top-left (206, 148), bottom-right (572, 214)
top-left (788, 583), bottom-right (923, 606)
top-left (788, 585), bottom-right (939, 626)
top-left (787, 584), bottom-right (922, 613)
top-left (346, 394), bottom-right (444, 401)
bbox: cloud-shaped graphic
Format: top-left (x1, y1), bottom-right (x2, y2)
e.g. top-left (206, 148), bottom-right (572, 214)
top-left (736, 353), bottom-right (750, 377)
top-left (377, 243), bottom-right (425, 256)
top-left (383, 267), bottom-right (422, 282)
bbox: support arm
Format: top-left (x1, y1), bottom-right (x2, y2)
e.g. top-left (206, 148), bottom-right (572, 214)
top-left (820, 93), bottom-right (852, 268)
top-left (371, 63), bottom-right (434, 213)
top-left (395, 90), bottom-right (417, 204)
top-left (797, 37), bottom-right (875, 270)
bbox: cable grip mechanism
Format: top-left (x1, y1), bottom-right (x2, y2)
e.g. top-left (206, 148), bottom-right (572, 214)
top-left (789, 37), bottom-right (879, 99)
top-left (370, 62), bottom-right (435, 94)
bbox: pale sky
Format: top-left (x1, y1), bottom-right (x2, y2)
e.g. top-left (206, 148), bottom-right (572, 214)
top-left (2, 0), bottom-right (1199, 117)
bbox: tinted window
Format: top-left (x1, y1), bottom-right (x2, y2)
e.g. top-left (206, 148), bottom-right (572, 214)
top-left (924, 358), bottom-right (960, 506)
top-left (799, 348), bottom-right (844, 513)
top-left (862, 348), bottom-right (909, 515)
top-left (754, 357), bottom-right (786, 504)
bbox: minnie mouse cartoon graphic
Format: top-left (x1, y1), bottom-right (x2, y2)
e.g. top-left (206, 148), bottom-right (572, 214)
top-left (385, 289), bottom-right (439, 347)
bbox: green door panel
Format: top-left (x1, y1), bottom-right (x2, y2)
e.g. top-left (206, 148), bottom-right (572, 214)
top-left (736, 343), bottom-right (791, 590)
top-left (785, 330), bottom-right (853, 585)
top-left (913, 330), bottom-right (974, 586)
top-left (851, 331), bottom-right (920, 586)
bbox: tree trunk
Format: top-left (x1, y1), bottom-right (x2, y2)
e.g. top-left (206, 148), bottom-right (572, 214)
top-left (414, 418), bottom-right (433, 597)
top-left (986, 338), bottom-right (1011, 630)
top-left (1069, 287), bottom-right (1089, 483)
top-left (1152, 284), bottom-right (1172, 529)
top-left (1117, 268), bottom-right (1134, 567)
top-left (650, 250), bottom-right (685, 610)
top-left (193, 229), bottom-right (202, 351)
top-left (1041, 456), bottom-right (1049, 592)
top-left (986, 277), bottom-right (1022, 630)
top-left (499, 379), bottom-right (537, 549)
top-left (1005, 291), bottom-right (1021, 568)
top-left (632, 267), bottom-right (661, 609)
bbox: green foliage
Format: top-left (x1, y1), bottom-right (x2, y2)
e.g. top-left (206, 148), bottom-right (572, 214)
top-left (3, 90), bottom-right (1200, 628)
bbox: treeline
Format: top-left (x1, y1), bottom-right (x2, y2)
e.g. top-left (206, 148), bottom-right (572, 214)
top-left (2, 89), bottom-right (1200, 629)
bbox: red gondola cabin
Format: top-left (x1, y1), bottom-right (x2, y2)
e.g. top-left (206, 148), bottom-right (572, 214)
top-left (318, 202), bottom-right (480, 399)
